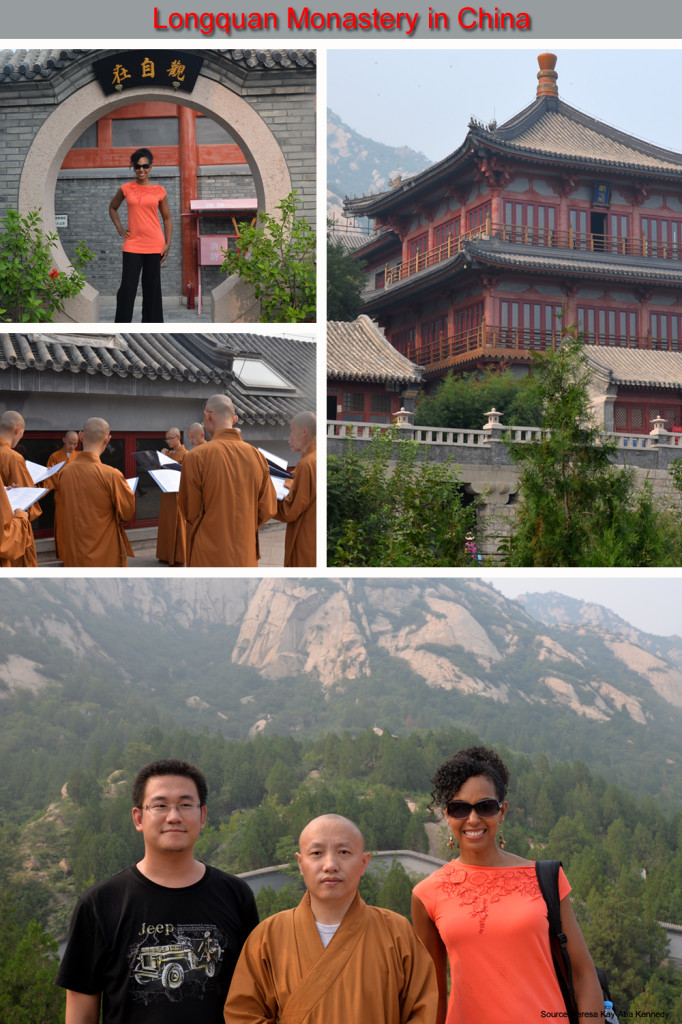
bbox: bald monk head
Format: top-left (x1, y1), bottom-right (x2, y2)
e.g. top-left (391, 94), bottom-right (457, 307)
top-left (289, 410), bottom-right (316, 454)
top-left (63, 430), bottom-right (79, 453)
top-left (186, 422), bottom-right (206, 448)
top-left (163, 427), bottom-right (182, 455)
top-left (0, 411), bottom-right (26, 448)
top-left (203, 394), bottom-right (238, 439)
top-left (296, 814), bottom-right (371, 924)
top-left (80, 417), bottom-right (111, 455)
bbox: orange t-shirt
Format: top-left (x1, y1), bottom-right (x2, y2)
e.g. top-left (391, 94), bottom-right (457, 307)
top-left (120, 181), bottom-right (166, 254)
top-left (413, 862), bottom-right (571, 1024)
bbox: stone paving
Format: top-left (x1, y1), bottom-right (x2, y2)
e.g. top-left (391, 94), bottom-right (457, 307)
top-left (97, 298), bottom-right (214, 324)
top-left (37, 520), bottom-right (288, 568)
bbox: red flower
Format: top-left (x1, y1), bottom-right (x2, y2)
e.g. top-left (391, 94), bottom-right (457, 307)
top-left (49, 269), bottom-right (59, 279)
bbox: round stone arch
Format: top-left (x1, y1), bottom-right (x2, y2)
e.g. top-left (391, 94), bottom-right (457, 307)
top-left (18, 78), bottom-right (292, 322)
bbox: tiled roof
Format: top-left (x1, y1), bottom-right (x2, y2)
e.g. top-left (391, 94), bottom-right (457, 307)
top-left (0, 48), bottom-right (314, 83)
top-left (471, 97), bottom-right (682, 175)
top-left (0, 332), bottom-right (315, 426)
top-left (327, 316), bottom-right (423, 384)
top-left (464, 239), bottom-right (682, 286)
top-left (586, 348), bottom-right (682, 390)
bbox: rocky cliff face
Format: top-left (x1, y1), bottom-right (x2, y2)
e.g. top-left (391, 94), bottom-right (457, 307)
top-left (1, 579), bottom-right (680, 728)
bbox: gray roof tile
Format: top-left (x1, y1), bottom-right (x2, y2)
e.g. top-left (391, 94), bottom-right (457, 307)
top-left (0, 331), bottom-right (315, 426)
top-left (586, 348), bottom-right (682, 389)
top-left (328, 316), bottom-right (423, 384)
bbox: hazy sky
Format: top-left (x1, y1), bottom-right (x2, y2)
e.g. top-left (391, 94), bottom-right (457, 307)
top-left (327, 48), bottom-right (682, 163)
top-left (482, 576), bottom-right (682, 637)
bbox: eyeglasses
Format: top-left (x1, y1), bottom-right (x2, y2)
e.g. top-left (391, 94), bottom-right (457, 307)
top-left (134, 163), bottom-right (151, 169)
top-left (142, 802), bottom-right (201, 816)
top-left (445, 798), bottom-right (503, 819)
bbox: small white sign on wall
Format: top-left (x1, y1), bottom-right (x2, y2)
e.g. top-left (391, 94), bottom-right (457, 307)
top-left (55, 215), bottom-right (68, 228)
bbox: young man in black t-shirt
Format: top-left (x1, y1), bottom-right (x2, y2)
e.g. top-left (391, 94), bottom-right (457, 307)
top-left (57, 758), bottom-right (258, 1024)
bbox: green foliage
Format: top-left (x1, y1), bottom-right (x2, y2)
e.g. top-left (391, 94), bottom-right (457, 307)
top-left (327, 224), bottom-right (367, 320)
top-left (503, 327), bottom-right (679, 566)
top-left (220, 191), bottom-right (315, 322)
top-left (375, 859), bottom-right (413, 919)
top-left (415, 368), bottom-right (543, 430)
top-left (0, 892), bottom-right (64, 1024)
top-left (0, 208), bottom-right (94, 322)
top-left (328, 427), bottom-right (481, 566)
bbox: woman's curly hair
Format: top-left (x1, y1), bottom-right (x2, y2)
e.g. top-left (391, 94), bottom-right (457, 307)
top-left (429, 745), bottom-right (510, 811)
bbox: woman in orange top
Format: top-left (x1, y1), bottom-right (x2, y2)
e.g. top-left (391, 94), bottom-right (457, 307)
top-left (412, 746), bottom-right (603, 1024)
top-left (109, 147), bottom-right (172, 323)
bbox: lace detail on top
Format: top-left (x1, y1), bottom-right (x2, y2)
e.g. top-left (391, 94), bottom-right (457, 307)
top-left (436, 863), bottom-right (541, 934)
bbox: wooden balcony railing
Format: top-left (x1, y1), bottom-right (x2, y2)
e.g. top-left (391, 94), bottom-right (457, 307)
top-left (397, 323), bottom-right (678, 373)
top-left (381, 220), bottom-right (682, 288)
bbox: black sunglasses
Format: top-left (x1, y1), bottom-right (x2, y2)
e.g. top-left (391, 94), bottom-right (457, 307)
top-left (134, 163), bottom-right (151, 169)
top-left (446, 798), bottom-right (503, 819)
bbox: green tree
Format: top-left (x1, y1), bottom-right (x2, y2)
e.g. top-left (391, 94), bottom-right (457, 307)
top-left (415, 367), bottom-right (543, 430)
top-left (376, 859), bottom-right (413, 919)
top-left (221, 191), bottom-right (315, 322)
top-left (327, 226), bottom-right (367, 321)
top-left (0, 208), bottom-right (94, 322)
top-left (503, 327), bottom-right (668, 566)
top-left (328, 426), bottom-right (481, 566)
top-left (0, 892), bottom-right (64, 1024)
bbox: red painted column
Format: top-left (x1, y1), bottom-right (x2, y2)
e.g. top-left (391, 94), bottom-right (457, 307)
top-left (178, 105), bottom-right (198, 299)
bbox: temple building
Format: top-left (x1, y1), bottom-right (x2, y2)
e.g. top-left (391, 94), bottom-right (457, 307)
top-left (343, 53), bottom-right (682, 430)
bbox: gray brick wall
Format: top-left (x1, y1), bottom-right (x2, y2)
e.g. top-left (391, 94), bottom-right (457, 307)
top-left (0, 50), bottom-right (316, 295)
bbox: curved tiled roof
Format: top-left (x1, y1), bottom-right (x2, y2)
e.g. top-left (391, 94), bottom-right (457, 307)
top-left (0, 48), bottom-right (315, 83)
top-left (328, 316), bottom-right (423, 384)
top-left (586, 348), bottom-right (682, 390)
top-left (464, 239), bottom-right (682, 286)
top-left (471, 97), bottom-right (682, 176)
top-left (0, 332), bottom-right (315, 426)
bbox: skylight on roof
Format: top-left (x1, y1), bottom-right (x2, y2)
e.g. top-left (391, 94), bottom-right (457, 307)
top-left (232, 358), bottom-right (294, 390)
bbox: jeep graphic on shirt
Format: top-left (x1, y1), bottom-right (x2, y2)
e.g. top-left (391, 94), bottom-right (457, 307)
top-left (128, 922), bottom-right (225, 1005)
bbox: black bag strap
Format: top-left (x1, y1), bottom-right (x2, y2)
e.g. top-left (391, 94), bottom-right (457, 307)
top-left (535, 860), bottom-right (580, 1024)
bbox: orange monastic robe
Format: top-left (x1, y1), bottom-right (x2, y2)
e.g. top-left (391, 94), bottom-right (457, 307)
top-left (224, 891), bottom-right (438, 1024)
top-left (47, 447), bottom-right (78, 560)
top-left (275, 441), bottom-right (316, 567)
top-left (1, 488), bottom-right (35, 568)
top-left (0, 437), bottom-right (39, 566)
top-left (178, 428), bottom-right (277, 567)
top-left (57, 452), bottom-right (136, 567)
top-left (155, 445), bottom-right (187, 566)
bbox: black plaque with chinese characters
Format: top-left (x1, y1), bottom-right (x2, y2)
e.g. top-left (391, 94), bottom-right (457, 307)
top-left (592, 182), bottom-right (612, 208)
top-left (93, 51), bottom-right (204, 95)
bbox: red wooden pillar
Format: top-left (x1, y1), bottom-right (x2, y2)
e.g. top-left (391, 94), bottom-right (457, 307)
top-left (178, 105), bottom-right (198, 299)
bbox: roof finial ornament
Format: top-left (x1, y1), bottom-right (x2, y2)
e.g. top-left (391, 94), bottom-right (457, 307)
top-left (536, 52), bottom-right (558, 99)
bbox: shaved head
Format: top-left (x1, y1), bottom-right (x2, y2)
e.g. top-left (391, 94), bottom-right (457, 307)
top-left (187, 422), bottom-right (206, 447)
top-left (291, 411), bottom-right (316, 437)
top-left (0, 410), bottom-right (25, 447)
top-left (166, 427), bottom-right (181, 439)
top-left (203, 394), bottom-right (237, 437)
top-left (1, 410), bottom-right (25, 432)
top-left (296, 815), bottom-right (370, 923)
top-left (64, 430), bottom-right (79, 442)
top-left (298, 814), bottom-right (365, 850)
top-left (81, 417), bottom-right (110, 446)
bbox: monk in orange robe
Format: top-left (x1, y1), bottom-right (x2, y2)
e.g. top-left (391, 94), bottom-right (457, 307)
top-left (57, 418), bottom-right (136, 567)
top-left (155, 426), bottom-right (187, 566)
top-left (178, 394), bottom-right (276, 567)
top-left (186, 421), bottom-right (207, 448)
top-left (0, 486), bottom-right (34, 568)
top-left (46, 430), bottom-right (80, 560)
top-left (224, 814), bottom-right (437, 1024)
top-left (0, 410), bottom-right (39, 566)
top-left (275, 411), bottom-right (316, 567)
top-left (47, 430), bottom-right (80, 469)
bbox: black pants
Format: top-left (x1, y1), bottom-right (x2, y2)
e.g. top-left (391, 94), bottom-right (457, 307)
top-left (115, 252), bottom-right (164, 323)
